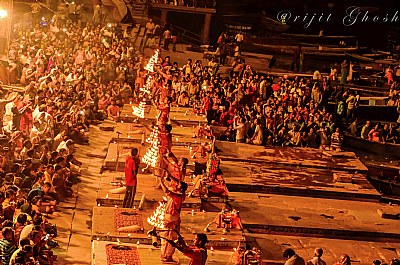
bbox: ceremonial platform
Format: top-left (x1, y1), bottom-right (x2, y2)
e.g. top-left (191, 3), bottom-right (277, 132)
top-left (92, 241), bottom-right (234, 265)
top-left (215, 140), bottom-right (378, 202)
top-left (103, 105), bottom-right (210, 172)
top-left (91, 104), bottom-right (400, 265)
top-left (92, 206), bottom-right (244, 247)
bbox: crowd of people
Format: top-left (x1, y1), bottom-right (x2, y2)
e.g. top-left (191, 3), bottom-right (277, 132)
top-left (164, 58), bottom-right (399, 150)
top-left (0, 9), bottom-right (145, 264)
top-left (281, 248), bottom-right (400, 265)
top-left (0, 1), bottom-right (399, 264)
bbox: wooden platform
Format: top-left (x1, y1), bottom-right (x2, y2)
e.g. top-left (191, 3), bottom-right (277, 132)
top-left (222, 160), bottom-right (379, 201)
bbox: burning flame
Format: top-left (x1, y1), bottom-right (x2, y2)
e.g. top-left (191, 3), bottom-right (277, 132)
top-left (132, 100), bottom-right (146, 118)
top-left (142, 127), bottom-right (160, 168)
top-left (147, 201), bottom-right (166, 229)
top-left (144, 50), bottom-right (159, 72)
top-left (140, 75), bottom-right (153, 94)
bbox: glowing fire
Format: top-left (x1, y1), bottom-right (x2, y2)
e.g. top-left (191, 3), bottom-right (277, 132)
top-left (132, 100), bottom-right (146, 118)
top-left (147, 201), bottom-right (166, 229)
top-left (144, 50), bottom-right (159, 73)
top-left (142, 127), bottom-right (160, 167)
top-left (140, 75), bottom-right (153, 94)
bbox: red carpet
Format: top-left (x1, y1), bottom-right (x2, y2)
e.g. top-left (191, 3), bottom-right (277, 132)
top-left (106, 244), bottom-right (141, 265)
top-left (114, 209), bottom-right (144, 230)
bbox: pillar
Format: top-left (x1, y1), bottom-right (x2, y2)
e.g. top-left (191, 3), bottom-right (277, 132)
top-left (161, 9), bottom-right (167, 25)
top-left (299, 50), bottom-right (304, 73)
top-left (202, 13), bottom-right (211, 44)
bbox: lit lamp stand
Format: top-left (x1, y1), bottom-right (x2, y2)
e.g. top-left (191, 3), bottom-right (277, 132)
top-left (0, 7), bottom-right (7, 19)
top-left (0, 2), bottom-right (11, 67)
top-left (113, 131), bottom-right (123, 184)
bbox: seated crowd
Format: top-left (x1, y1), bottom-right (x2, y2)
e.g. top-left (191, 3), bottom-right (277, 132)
top-left (0, 15), bottom-right (144, 264)
top-left (159, 54), bottom-right (400, 150)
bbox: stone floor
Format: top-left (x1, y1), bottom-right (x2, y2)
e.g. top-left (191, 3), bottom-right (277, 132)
top-left (50, 104), bottom-right (400, 265)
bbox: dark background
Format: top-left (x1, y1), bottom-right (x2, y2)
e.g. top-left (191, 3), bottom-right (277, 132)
top-left (214, 0), bottom-right (399, 51)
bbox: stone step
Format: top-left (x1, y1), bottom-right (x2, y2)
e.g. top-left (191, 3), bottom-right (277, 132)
top-left (244, 223), bottom-right (400, 243)
top-left (226, 183), bottom-right (381, 202)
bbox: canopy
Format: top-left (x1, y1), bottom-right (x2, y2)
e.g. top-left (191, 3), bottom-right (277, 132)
top-left (100, 0), bottom-right (134, 23)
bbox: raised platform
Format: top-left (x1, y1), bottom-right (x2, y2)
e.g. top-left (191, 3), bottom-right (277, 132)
top-left (252, 234), bottom-right (400, 265)
top-left (92, 102), bottom-right (400, 264)
top-left (233, 192), bottom-right (400, 242)
top-left (92, 241), bottom-right (233, 265)
top-left (215, 140), bottom-right (378, 201)
top-left (104, 108), bottom-right (211, 172)
top-left (216, 140), bottom-right (368, 173)
top-left (95, 172), bottom-right (202, 211)
top-left (92, 206), bottom-right (244, 248)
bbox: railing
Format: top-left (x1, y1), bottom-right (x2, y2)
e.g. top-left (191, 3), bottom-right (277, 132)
top-left (147, 0), bottom-right (215, 9)
top-left (151, 15), bottom-right (204, 46)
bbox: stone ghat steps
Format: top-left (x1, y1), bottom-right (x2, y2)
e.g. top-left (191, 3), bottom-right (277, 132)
top-left (244, 223), bottom-right (400, 243)
top-left (96, 197), bottom-right (202, 211)
top-left (91, 207), bottom-right (244, 250)
top-left (226, 183), bottom-right (382, 202)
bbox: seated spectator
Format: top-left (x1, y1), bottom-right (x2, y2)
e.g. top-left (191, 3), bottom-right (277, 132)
top-left (385, 125), bottom-right (399, 143)
top-left (368, 124), bottom-right (383, 142)
top-left (283, 248), bottom-right (305, 265)
top-left (334, 254), bottom-right (351, 265)
top-left (52, 165), bottom-right (73, 199)
top-left (247, 119), bottom-right (263, 145)
top-left (0, 227), bottom-right (18, 265)
top-left (307, 248), bottom-right (326, 265)
top-left (9, 238), bottom-right (32, 265)
top-left (13, 213), bottom-right (28, 243)
top-left (107, 100), bottom-right (121, 122)
top-left (177, 92), bottom-right (189, 107)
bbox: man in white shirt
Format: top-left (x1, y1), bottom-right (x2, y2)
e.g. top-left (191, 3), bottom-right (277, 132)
top-left (163, 29), bottom-right (172, 51)
top-left (233, 117), bottom-right (246, 143)
top-left (235, 32), bottom-right (244, 51)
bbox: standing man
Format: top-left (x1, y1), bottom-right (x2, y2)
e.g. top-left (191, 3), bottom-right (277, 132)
top-left (159, 176), bottom-right (187, 263)
top-left (163, 28), bottom-right (172, 51)
top-left (92, 4), bottom-right (101, 24)
top-left (340, 60), bottom-right (348, 84)
top-left (345, 92), bottom-right (356, 123)
top-left (123, 148), bottom-right (140, 208)
top-left (144, 19), bottom-right (155, 50)
top-left (235, 32), bottom-right (244, 52)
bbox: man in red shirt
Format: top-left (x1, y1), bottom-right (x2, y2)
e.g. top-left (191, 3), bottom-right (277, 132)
top-left (168, 233), bottom-right (208, 265)
top-left (203, 93), bottom-right (213, 125)
top-left (107, 100), bottom-right (121, 122)
top-left (159, 176), bottom-right (187, 263)
top-left (157, 97), bottom-right (171, 126)
top-left (122, 148), bottom-right (140, 208)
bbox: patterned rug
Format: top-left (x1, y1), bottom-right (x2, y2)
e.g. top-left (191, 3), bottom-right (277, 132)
top-left (114, 209), bottom-right (144, 231)
top-left (106, 244), bottom-right (141, 265)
